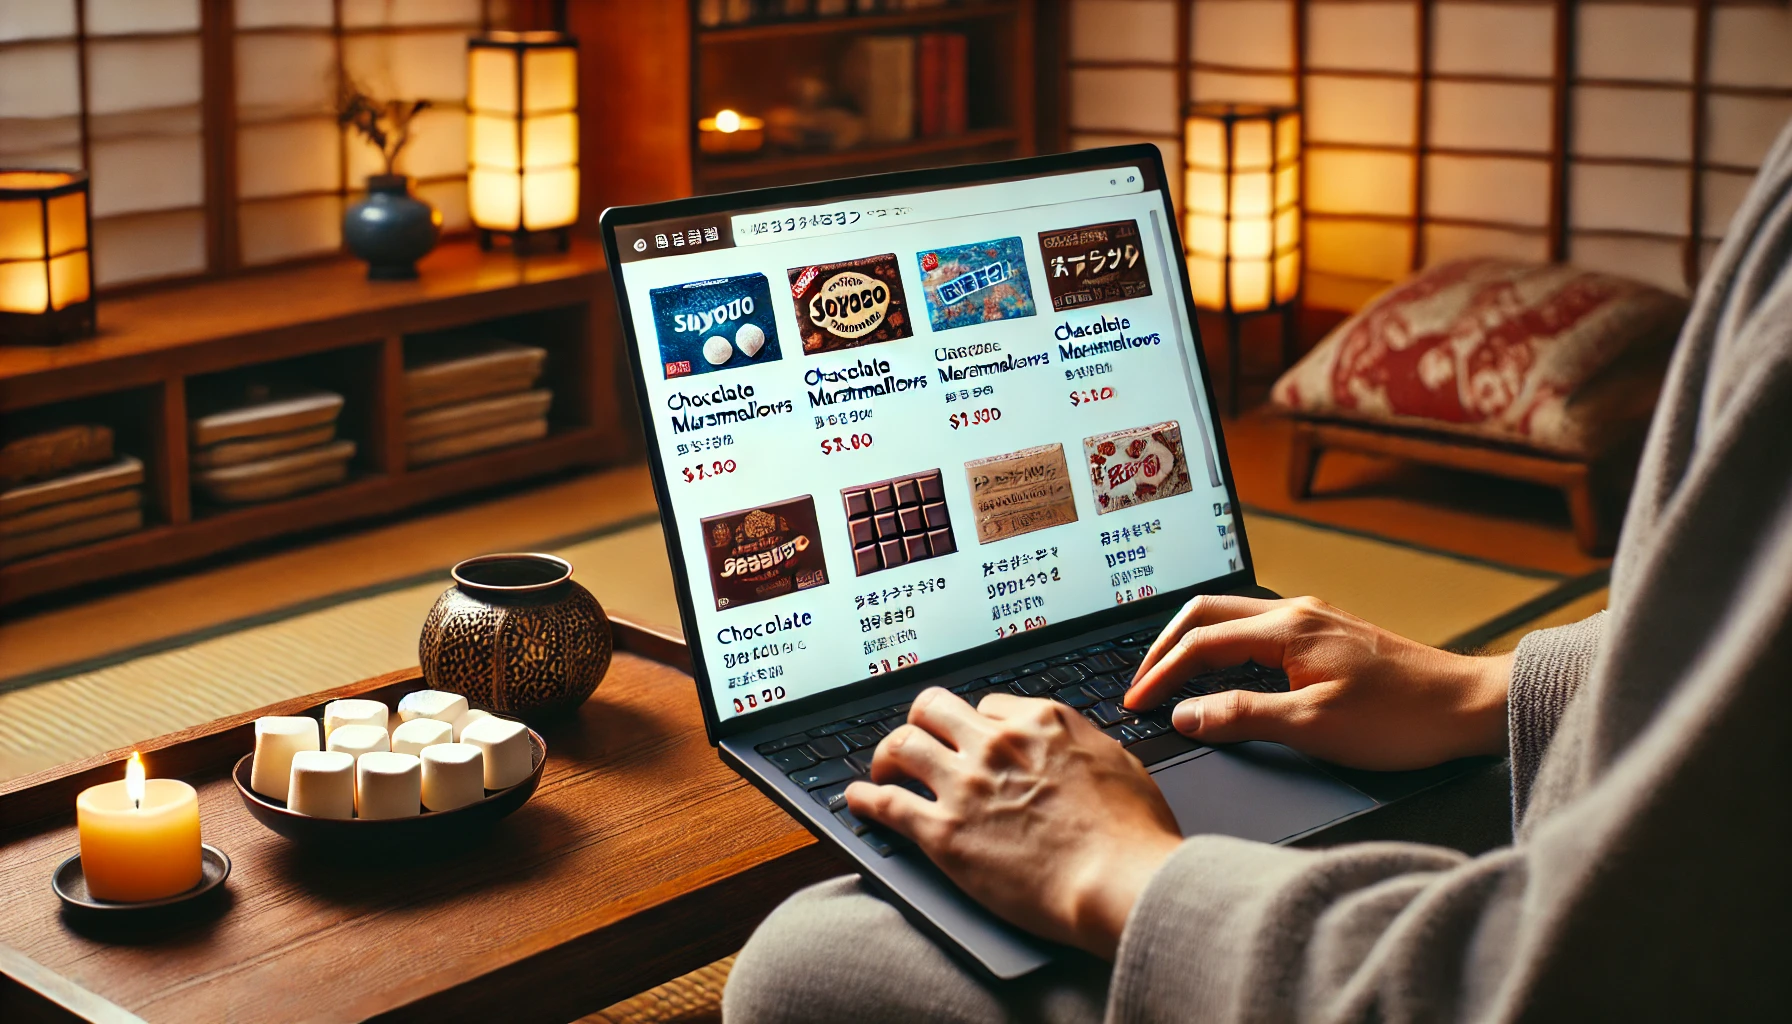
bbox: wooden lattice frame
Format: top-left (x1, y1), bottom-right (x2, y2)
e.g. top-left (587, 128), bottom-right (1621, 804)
top-left (1064, 0), bottom-right (1792, 297)
top-left (0, 0), bottom-right (504, 289)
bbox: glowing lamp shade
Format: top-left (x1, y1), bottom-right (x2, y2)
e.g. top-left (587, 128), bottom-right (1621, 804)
top-left (468, 31), bottom-right (580, 245)
top-left (1183, 104), bottom-right (1300, 314)
top-left (0, 169), bottom-right (95, 344)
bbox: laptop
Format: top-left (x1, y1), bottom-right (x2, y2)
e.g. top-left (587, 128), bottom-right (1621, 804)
top-left (601, 146), bottom-right (1418, 979)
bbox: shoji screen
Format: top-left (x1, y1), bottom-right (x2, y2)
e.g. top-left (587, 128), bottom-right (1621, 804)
top-left (1065, 0), bottom-right (1186, 203)
top-left (1064, 0), bottom-right (1792, 309)
top-left (0, 0), bottom-right (209, 288)
top-left (232, 0), bottom-right (480, 267)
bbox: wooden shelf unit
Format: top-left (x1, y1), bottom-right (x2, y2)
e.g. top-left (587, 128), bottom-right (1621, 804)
top-left (0, 241), bottom-right (628, 607)
top-left (694, 2), bottom-right (1021, 45)
top-left (690, 1), bottom-right (1037, 195)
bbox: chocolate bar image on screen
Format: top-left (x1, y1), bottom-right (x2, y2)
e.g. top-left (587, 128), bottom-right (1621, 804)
top-left (1084, 421), bottom-right (1195, 515)
top-left (963, 443), bottom-right (1079, 544)
top-left (1037, 219), bottom-right (1152, 312)
top-left (842, 470), bottom-right (957, 576)
top-left (787, 253), bottom-right (913, 355)
top-left (701, 496), bottom-right (830, 611)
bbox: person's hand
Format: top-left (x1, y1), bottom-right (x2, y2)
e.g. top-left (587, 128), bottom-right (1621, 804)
top-left (1125, 595), bottom-right (1511, 770)
top-left (844, 687), bottom-right (1181, 959)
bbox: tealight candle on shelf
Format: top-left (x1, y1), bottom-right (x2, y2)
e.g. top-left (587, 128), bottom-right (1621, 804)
top-left (698, 108), bottom-right (765, 155)
top-left (323, 698), bottom-right (388, 740)
top-left (75, 752), bottom-right (202, 902)
top-left (392, 717), bottom-right (452, 757)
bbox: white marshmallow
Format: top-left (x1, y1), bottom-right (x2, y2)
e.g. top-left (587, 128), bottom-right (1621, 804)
top-left (460, 716), bottom-right (534, 790)
top-left (702, 334), bottom-right (733, 365)
top-left (250, 716), bottom-right (319, 802)
top-left (736, 322), bottom-right (766, 358)
top-left (326, 723), bottom-right (389, 760)
top-left (391, 717), bottom-right (452, 757)
top-left (397, 689), bottom-right (469, 725)
top-left (322, 698), bottom-right (387, 740)
top-left (355, 751), bottom-right (421, 819)
top-left (286, 750), bottom-right (355, 819)
top-left (421, 743), bottom-right (486, 811)
top-left (451, 707), bottom-right (492, 741)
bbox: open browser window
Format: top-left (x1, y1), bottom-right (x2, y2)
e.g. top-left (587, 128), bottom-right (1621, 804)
top-left (610, 156), bottom-right (1241, 725)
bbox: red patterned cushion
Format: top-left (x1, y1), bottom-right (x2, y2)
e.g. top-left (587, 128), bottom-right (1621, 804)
top-left (1271, 259), bottom-right (1687, 457)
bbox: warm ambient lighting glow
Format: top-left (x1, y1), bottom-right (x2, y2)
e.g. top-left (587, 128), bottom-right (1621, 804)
top-left (0, 168), bottom-right (95, 344)
top-left (467, 31), bottom-right (580, 241)
top-left (1183, 104), bottom-right (1301, 314)
top-left (715, 109), bottom-right (742, 134)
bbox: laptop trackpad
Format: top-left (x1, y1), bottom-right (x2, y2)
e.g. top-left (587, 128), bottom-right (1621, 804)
top-left (1152, 742), bottom-right (1375, 843)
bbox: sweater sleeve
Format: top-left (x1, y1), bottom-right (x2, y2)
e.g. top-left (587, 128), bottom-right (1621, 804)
top-left (1507, 612), bottom-right (1604, 820)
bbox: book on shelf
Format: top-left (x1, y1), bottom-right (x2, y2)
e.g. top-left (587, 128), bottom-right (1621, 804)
top-left (917, 31), bottom-right (968, 138)
top-left (844, 34), bottom-right (918, 143)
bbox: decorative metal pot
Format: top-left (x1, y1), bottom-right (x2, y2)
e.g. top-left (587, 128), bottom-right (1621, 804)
top-left (420, 553), bottom-right (612, 718)
top-left (343, 173), bottom-right (440, 280)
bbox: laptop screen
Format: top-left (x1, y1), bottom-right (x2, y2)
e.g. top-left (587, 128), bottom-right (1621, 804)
top-left (609, 152), bottom-right (1243, 726)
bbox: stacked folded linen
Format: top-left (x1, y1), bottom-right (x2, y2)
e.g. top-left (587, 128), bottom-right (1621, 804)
top-left (190, 391), bottom-right (355, 505)
top-left (403, 342), bottom-right (551, 466)
top-left (0, 425), bottom-right (144, 563)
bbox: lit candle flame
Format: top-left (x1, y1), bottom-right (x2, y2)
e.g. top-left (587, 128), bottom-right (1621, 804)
top-left (126, 751), bottom-right (145, 810)
top-left (714, 109), bottom-right (741, 134)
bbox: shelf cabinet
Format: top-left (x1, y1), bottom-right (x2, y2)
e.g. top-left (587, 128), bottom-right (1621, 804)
top-left (571, 0), bottom-right (1041, 212)
top-left (0, 241), bottom-right (627, 607)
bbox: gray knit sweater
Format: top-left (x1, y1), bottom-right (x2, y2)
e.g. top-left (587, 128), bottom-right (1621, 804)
top-left (1109, 121), bottom-right (1792, 1021)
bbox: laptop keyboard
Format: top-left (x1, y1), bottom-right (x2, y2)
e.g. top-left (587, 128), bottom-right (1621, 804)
top-left (754, 628), bottom-right (1291, 857)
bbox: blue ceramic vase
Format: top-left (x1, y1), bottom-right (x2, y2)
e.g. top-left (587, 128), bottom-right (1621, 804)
top-left (343, 174), bottom-right (440, 280)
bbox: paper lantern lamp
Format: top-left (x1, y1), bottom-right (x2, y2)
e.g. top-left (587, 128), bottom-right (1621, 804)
top-left (1183, 103), bottom-right (1301, 414)
top-left (468, 31), bottom-right (580, 251)
top-left (0, 169), bottom-right (95, 345)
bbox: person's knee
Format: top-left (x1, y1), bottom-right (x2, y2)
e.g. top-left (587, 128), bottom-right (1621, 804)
top-left (724, 874), bottom-right (982, 1024)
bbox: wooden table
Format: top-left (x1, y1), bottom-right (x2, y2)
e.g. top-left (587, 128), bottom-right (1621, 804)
top-left (0, 619), bottom-right (844, 1023)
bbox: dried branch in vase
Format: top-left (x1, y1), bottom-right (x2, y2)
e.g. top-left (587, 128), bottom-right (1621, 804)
top-left (337, 81), bottom-right (432, 176)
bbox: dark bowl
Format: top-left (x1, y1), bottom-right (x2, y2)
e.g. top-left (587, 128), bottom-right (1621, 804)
top-left (232, 723), bottom-right (546, 847)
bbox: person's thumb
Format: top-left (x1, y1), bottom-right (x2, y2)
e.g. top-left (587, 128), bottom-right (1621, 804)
top-left (1171, 688), bottom-right (1298, 745)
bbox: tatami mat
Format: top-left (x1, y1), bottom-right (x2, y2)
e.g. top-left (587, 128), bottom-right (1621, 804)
top-left (0, 509), bottom-right (1582, 782)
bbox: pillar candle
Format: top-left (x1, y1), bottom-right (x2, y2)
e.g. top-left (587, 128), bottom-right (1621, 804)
top-left (74, 752), bottom-right (202, 902)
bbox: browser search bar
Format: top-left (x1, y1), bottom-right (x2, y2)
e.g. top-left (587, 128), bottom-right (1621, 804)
top-left (729, 167), bottom-right (1146, 247)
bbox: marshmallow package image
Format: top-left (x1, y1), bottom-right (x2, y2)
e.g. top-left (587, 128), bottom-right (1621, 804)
top-left (246, 691), bottom-right (537, 821)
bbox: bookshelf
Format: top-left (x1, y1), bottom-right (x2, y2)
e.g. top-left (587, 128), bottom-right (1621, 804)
top-left (569, 1), bottom-right (1041, 211)
top-left (691, 2), bottom-right (1037, 194)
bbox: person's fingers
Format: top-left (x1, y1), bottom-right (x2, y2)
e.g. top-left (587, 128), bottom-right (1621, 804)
top-left (1124, 610), bottom-right (1296, 710)
top-left (844, 780), bottom-right (942, 845)
top-left (907, 686), bottom-right (991, 751)
top-left (971, 691), bottom-right (1035, 719)
top-left (1133, 594), bottom-right (1280, 681)
top-left (1170, 688), bottom-right (1309, 745)
top-left (871, 723), bottom-right (956, 790)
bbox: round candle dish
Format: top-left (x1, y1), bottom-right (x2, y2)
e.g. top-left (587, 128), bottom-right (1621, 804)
top-left (232, 721), bottom-right (545, 847)
top-left (53, 844), bottom-right (231, 914)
